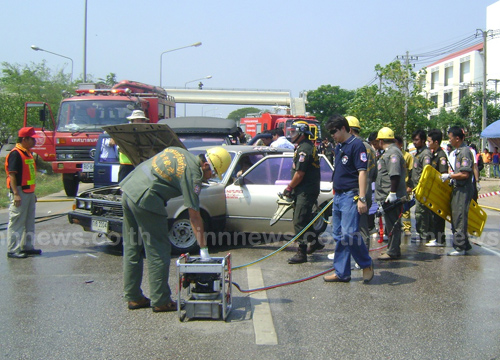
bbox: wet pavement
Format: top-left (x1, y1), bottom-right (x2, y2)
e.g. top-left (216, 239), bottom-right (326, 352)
top-left (0, 186), bottom-right (499, 359)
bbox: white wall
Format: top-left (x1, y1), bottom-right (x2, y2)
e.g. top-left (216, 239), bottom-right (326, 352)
top-left (487, 1), bottom-right (500, 88)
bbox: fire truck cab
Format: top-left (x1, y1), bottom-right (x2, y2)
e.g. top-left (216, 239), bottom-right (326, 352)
top-left (24, 80), bottom-right (176, 196)
top-left (239, 113), bottom-right (320, 140)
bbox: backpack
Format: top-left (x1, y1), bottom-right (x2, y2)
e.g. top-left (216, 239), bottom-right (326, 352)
top-left (477, 154), bottom-right (484, 171)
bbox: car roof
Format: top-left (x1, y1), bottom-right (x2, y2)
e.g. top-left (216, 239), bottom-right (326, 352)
top-left (189, 145), bottom-right (294, 155)
top-left (158, 117), bottom-right (238, 134)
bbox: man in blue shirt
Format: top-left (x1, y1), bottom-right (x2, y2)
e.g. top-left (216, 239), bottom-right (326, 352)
top-left (323, 115), bottom-right (374, 283)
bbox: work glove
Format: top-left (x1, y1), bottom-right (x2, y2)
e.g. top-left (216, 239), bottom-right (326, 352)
top-left (282, 185), bottom-right (293, 199)
top-left (200, 247), bottom-right (210, 261)
top-left (385, 192), bottom-right (397, 203)
top-left (440, 173), bottom-right (450, 182)
top-left (476, 182), bottom-right (481, 192)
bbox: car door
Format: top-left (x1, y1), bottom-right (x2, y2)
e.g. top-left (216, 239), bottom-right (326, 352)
top-left (224, 154), bottom-right (295, 234)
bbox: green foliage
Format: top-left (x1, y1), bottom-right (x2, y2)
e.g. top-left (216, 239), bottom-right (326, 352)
top-left (306, 85), bottom-right (355, 124)
top-left (227, 107), bottom-right (263, 121)
top-left (347, 61), bottom-right (434, 141)
top-left (0, 61), bottom-right (74, 142)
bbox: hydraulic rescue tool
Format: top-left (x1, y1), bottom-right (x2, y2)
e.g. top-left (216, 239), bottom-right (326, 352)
top-left (270, 192), bottom-right (294, 226)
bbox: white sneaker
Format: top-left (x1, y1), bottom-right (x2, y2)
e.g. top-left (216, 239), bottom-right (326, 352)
top-left (447, 249), bottom-right (466, 256)
top-left (425, 240), bottom-right (445, 247)
top-left (354, 262), bottom-right (361, 269)
top-left (327, 252), bottom-right (335, 260)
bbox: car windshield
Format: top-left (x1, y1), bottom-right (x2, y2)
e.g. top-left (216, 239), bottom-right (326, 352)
top-left (56, 100), bottom-right (135, 132)
top-left (179, 136), bottom-right (230, 149)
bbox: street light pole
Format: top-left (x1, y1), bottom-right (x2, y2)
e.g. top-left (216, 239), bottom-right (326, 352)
top-left (159, 42), bottom-right (202, 88)
top-left (31, 45), bottom-right (74, 83)
top-left (83, 0), bottom-right (88, 82)
top-left (184, 75), bottom-right (212, 116)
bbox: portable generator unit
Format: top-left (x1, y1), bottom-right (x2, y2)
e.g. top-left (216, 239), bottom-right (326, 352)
top-left (176, 253), bottom-right (232, 321)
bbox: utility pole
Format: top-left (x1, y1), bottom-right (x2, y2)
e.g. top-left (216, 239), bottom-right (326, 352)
top-left (397, 51), bottom-right (418, 147)
top-left (477, 29), bottom-right (490, 150)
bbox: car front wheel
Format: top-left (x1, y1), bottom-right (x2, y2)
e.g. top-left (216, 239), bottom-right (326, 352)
top-left (168, 212), bottom-right (207, 254)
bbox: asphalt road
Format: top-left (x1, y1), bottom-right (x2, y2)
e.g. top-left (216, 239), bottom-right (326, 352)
top-left (0, 184), bottom-right (499, 360)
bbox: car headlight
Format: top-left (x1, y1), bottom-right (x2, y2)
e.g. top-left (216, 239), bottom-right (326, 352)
top-left (57, 154), bottom-right (66, 160)
top-left (66, 154), bottom-right (74, 159)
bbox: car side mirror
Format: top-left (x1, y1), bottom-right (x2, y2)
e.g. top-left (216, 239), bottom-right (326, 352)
top-left (234, 176), bottom-right (245, 186)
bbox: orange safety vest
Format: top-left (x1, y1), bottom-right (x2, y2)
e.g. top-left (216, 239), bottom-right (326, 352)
top-left (5, 145), bottom-right (36, 193)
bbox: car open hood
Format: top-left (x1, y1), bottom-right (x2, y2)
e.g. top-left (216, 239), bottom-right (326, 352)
top-left (102, 123), bottom-right (185, 166)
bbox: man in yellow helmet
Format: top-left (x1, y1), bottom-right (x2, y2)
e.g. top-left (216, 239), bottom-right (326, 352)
top-left (120, 146), bottom-right (231, 312)
top-left (375, 127), bottom-right (407, 260)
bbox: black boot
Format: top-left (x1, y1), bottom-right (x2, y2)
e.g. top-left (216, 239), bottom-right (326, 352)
top-left (288, 244), bottom-right (307, 264)
top-left (306, 240), bottom-right (325, 254)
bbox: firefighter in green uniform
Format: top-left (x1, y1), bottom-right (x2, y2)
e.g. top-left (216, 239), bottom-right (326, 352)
top-left (441, 126), bottom-right (474, 256)
top-left (409, 130), bottom-right (433, 242)
top-left (284, 121), bottom-right (321, 264)
top-left (121, 146), bottom-right (231, 312)
top-left (375, 127), bottom-right (407, 260)
top-left (425, 129), bottom-right (449, 247)
top-left (395, 136), bottom-right (413, 236)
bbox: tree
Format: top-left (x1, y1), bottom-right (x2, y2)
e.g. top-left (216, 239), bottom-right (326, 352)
top-left (455, 90), bottom-right (500, 144)
top-left (306, 85), bottom-right (355, 125)
top-left (227, 107), bottom-right (263, 122)
top-left (348, 61), bottom-right (434, 141)
top-left (0, 61), bottom-right (75, 140)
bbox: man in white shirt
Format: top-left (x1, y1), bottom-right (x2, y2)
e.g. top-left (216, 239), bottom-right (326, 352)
top-left (270, 128), bottom-right (295, 149)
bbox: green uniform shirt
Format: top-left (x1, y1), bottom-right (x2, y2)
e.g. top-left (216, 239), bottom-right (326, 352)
top-left (410, 146), bottom-right (432, 188)
top-left (120, 147), bottom-right (203, 215)
top-left (375, 143), bottom-right (407, 201)
top-left (292, 139), bottom-right (320, 195)
top-left (453, 143), bottom-right (474, 187)
top-left (431, 148), bottom-right (449, 174)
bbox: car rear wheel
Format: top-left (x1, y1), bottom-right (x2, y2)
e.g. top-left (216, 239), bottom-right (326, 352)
top-left (169, 212), bottom-right (207, 254)
top-left (311, 202), bottom-right (329, 235)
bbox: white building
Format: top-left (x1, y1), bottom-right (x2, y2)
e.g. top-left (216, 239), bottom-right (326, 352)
top-left (422, 0), bottom-right (500, 118)
top-left (424, 43), bottom-right (484, 117)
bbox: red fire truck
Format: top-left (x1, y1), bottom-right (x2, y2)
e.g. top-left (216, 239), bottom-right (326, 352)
top-left (24, 80), bottom-right (176, 196)
top-left (239, 113), bottom-right (320, 139)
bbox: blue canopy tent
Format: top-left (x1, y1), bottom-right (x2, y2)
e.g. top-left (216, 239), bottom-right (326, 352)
top-left (481, 120), bottom-right (500, 151)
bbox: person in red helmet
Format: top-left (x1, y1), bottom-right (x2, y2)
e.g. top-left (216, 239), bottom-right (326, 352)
top-left (5, 127), bottom-right (42, 259)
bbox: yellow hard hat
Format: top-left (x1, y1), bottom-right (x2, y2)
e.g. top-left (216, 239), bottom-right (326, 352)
top-left (206, 146), bottom-right (231, 180)
top-left (346, 116), bottom-right (360, 129)
top-left (376, 127), bottom-right (395, 140)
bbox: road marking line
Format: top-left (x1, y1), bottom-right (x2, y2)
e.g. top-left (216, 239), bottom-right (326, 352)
top-left (247, 266), bottom-right (278, 345)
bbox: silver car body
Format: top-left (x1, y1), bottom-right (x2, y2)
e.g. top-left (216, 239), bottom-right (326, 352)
top-left (69, 145), bottom-right (334, 253)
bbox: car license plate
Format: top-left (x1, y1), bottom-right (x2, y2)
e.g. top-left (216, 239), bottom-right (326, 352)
top-left (82, 163), bottom-right (94, 172)
top-left (91, 219), bottom-right (108, 233)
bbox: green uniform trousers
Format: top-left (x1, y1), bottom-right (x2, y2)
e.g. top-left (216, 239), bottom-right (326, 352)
top-left (384, 206), bottom-right (402, 257)
top-left (432, 212), bottom-right (446, 244)
top-left (293, 191), bottom-right (319, 246)
top-left (415, 200), bottom-right (432, 241)
top-left (122, 193), bottom-right (172, 307)
top-left (451, 186), bottom-right (473, 251)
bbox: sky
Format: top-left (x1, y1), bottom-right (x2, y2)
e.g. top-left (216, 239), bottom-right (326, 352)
top-left (1, 0), bottom-right (498, 117)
